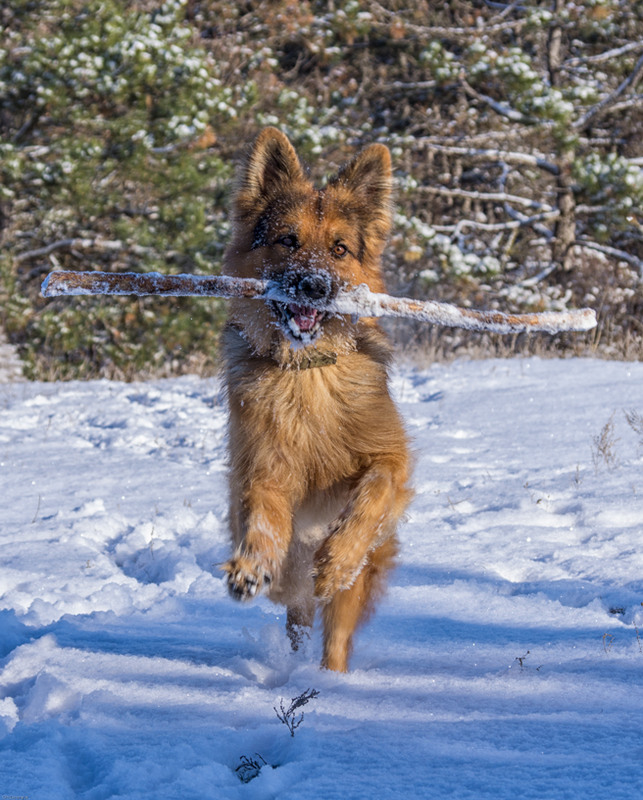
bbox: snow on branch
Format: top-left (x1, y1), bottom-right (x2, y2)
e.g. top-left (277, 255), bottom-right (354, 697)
top-left (41, 270), bottom-right (597, 335)
top-left (503, 206), bottom-right (557, 240)
top-left (575, 240), bottom-right (643, 273)
top-left (564, 41), bottom-right (643, 68)
top-left (370, 1), bottom-right (524, 38)
top-left (375, 79), bottom-right (437, 94)
top-left (460, 78), bottom-right (533, 124)
top-left (573, 53), bottom-right (643, 131)
top-left (432, 210), bottom-right (559, 235)
top-left (14, 237), bottom-right (153, 263)
top-left (417, 142), bottom-right (560, 175)
top-left (418, 185), bottom-right (553, 212)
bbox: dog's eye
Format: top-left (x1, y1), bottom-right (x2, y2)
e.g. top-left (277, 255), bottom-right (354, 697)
top-left (276, 234), bottom-right (298, 249)
top-left (332, 243), bottom-right (348, 258)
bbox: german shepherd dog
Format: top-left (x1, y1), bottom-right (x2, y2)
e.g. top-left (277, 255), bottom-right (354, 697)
top-left (221, 128), bottom-right (412, 672)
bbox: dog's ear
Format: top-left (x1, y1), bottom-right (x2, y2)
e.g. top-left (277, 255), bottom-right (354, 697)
top-left (328, 144), bottom-right (393, 242)
top-left (234, 127), bottom-right (305, 213)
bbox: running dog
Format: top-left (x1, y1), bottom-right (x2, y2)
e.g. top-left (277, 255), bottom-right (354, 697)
top-left (221, 127), bottom-right (412, 672)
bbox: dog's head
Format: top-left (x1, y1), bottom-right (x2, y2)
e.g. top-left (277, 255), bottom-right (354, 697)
top-left (223, 127), bottom-right (393, 355)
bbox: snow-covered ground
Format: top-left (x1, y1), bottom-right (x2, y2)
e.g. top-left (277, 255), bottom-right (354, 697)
top-left (1, 357), bottom-right (642, 799)
top-left (0, 332), bottom-right (25, 384)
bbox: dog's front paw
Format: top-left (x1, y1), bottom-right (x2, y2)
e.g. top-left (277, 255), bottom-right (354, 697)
top-left (222, 554), bottom-right (272, 602)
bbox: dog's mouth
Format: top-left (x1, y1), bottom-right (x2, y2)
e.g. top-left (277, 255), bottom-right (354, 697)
top-left (272, 301), bottom-right (326, 342)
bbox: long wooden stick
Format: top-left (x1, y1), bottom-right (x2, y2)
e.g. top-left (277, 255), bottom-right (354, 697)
top-left (41, 270), bottom-right (597, 334)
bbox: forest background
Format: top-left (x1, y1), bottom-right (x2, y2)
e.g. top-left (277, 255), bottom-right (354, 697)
top-left (0, 0), bottom-right (641, 380)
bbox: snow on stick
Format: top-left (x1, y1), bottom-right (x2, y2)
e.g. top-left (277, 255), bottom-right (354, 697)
top-left (41, 270), bottom-right (267, 300)
top-left (41, 270), bottom-right (597, 334)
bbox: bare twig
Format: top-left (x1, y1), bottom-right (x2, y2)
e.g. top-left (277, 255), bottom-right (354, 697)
top-left (460, 77), bottom-right (532, 123)
top-left (574, 240), bottom-right (643, 271)
top-left (483, 0), bottom-right (529, 14)
top-left (274, 689), bottom-right (320, 737)
top-left (14, 237), bottom-right (153, 263)
top-left (503, 205), bottom-right (557, 240)
top-left (416, 142), bottom-right (559, 175)
top-left (547, 0), bottom-right (566, 88)
top-left (575, 204), bottom-right (636, 216)
top-left (374, 79), bottom-right (437, 93)
top-left (235, 754), bottom-right (267, 784)
top-left (518, 262), bottom-right (559, 288)
top-left (433, 209), bottom-right (559, 234)
top-left (418, 185), bottom-right (553, 212)
top-left (371, 1), bottom-right (524, 38)
top-left (604, 95), bottom-right (643, 117)
top-left (564, 41), bottom-right (643, 68)
top-left (573, 53), bottom-right (643, 130)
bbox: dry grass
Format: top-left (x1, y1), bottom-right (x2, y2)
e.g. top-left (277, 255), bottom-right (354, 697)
top-left (591, 414), bottom-right (620, 472)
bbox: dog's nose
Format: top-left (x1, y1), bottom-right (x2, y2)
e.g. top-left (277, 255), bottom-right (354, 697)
top-left (299, 273), bottom-right (331, 302)
top-left (279, 269), bottom-right (334, 304)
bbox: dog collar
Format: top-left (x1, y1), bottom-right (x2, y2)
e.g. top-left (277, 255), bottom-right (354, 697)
top-left (287, 351), bottom-right (338, 370)
top-left (226, 323), bottom-right (338, 370)
top-left (274, 348), bottom-right (338, 370)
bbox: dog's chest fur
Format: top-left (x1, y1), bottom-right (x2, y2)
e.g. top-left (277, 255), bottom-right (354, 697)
top-left (223, 324), bottom-right (393, 491)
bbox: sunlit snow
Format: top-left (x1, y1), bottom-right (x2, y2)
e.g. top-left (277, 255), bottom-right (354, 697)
top-left (1, 357), bottom-right (642, 799)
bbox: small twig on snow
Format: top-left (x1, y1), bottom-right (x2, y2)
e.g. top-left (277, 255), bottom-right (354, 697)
top-left (235, 753), bottom-right (267, 784)
top-left (274, 688), bottom-right (320, 737)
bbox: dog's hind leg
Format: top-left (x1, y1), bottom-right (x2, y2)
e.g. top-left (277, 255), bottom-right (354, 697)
top-left (321, 536), bottom-right (398, 672)
top-left (286, 602), bottom-right (315, 651)
top-left (313, 455), bottom-right (411, 602)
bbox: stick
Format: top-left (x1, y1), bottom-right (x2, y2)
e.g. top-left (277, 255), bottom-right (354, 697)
top-left (41, 270), bottom-right (267, 299)
top-left (41, 270), bottom-right (597, 334)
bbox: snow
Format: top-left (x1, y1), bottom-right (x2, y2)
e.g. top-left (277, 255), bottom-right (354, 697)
top-left (0, 331), bottom-right (25, 384)
top-left (1, 357), bottom-right (642, 799)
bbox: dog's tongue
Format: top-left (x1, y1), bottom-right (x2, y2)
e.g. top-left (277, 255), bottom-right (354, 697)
top-left (289, 304), bottom-right (319, 332)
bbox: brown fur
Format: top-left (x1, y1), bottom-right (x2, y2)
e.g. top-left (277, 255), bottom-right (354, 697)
top-left (221, 128), bottom-right (412, 672)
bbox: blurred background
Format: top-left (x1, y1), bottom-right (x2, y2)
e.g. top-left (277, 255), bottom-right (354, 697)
top-left (1, 0), bottom-right (641, 380)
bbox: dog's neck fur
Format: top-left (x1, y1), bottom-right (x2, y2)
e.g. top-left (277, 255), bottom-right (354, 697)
top-left (224, 321), bottom-right (392, 377)
top-left (226, 321), bottom-right (347, 371)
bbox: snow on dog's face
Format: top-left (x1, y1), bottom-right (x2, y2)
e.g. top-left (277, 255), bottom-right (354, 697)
top-left (267, 267), bottom-right (334, 346)
top-left (223, 127), bottom-right (393, 355)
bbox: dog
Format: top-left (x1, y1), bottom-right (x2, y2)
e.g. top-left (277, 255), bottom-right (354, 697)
top-left (221, 127), bottom-right (412, 672)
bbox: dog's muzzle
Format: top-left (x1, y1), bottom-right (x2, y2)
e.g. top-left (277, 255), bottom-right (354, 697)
top-left (268, 269), bottom-right (337, 343)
